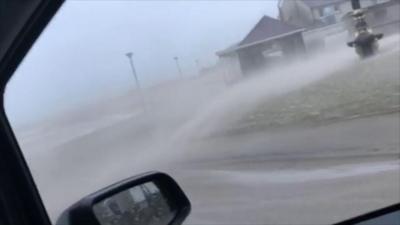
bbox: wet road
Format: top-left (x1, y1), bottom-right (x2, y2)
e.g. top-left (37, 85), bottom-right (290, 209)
top-left (169, 113), bottom-right (400, 225)
top-left (23, 113), bottom-right (400, 224)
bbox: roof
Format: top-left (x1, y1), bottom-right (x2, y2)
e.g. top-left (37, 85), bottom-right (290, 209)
top-left (216, 42), bottom-right (239, 56)
top-left (217, 16), bottom-right (304, 56)
top-left (302, 0), bottom-right (349, 8)
top-left (239, 15), bottom-right (303, 46)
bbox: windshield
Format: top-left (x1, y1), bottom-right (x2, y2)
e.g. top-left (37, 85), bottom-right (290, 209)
top-left (4, 0), bottom-right (400, 224)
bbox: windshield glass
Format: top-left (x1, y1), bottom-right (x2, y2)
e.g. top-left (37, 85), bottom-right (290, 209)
top-left (4, 0), bottom-right (400, 224)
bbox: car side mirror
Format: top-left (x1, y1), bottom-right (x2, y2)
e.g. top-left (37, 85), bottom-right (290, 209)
top-left (56, 172), bottom-right (191, 225)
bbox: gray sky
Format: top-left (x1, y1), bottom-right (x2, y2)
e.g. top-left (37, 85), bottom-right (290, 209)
top-left (5, 0), bottom-right (278, 126)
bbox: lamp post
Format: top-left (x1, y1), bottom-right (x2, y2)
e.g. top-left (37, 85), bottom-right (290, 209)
top-left (173, 56), bottom-right (183, 78)
top-left (125, 52), bottom-right (141, 89)
top-left (126, 52), bottom-right (146, 111)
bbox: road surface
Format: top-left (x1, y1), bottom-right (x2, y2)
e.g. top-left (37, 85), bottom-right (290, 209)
top-left (169, 113), bottom-right (400, 225)
top-left (25, 112), bottom-right (399, 224)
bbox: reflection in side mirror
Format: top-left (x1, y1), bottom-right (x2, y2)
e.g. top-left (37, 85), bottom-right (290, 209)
top-left (93, 182), bottom-right (175, 225)
top-left (56, 172), bottom-right (191, 225)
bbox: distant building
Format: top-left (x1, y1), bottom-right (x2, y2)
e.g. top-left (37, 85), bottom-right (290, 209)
top-left (278, 0), bottom-right (395, 52)
top-left (343, 0), bottom-right (400, 35)
top-left (278, 0), bottom-right (388, 29)
top-left (216, 0), bottom-right (399, 81)
top-left (217, 16), bottom-right (305, 78)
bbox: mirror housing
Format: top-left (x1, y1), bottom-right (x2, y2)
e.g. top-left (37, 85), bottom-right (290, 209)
top-left (56, 172), bottom-right (191, 225)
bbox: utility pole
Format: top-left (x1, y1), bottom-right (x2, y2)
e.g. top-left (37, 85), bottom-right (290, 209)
top-left (126, 52), bottom-right (141, 89)
top-left (126, 52), bottom-right (146, 111)
top-left (173, 56), bottom-right (183, 78)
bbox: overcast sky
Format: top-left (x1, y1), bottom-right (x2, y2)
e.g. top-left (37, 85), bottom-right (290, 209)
top-left (5, 0), bottom-right (278, 126)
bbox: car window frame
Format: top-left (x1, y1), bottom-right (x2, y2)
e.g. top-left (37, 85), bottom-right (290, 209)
top-left (0, 0), bottom-right (64, 224)
top-left (0, 1), bottom-right (398, 225)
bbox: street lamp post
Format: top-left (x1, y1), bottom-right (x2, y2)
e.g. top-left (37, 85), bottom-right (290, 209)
top-left (173, 56), bottom-right (183, 78)
top-left (125, 52), bottom-right (141, 89)
top-left (126, 52), bottom-right (146, 111)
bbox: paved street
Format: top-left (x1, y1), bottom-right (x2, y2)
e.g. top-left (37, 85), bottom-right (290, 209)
top-left (170, 113), bottom-right (400, 225)
top-left (27, 112), bottom-right (399, 224)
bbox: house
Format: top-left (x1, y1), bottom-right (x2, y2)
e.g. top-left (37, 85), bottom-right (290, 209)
top-left (278, 0), bottom-right (394, 52)
top-left (278, 0), bottom-right (389, 29)
top-left (217, 16), bottom-right (305, 78)
top-left (216, 0), bottom-right (398, 80)
top-left (343, 0), bottom-right (400, 35)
